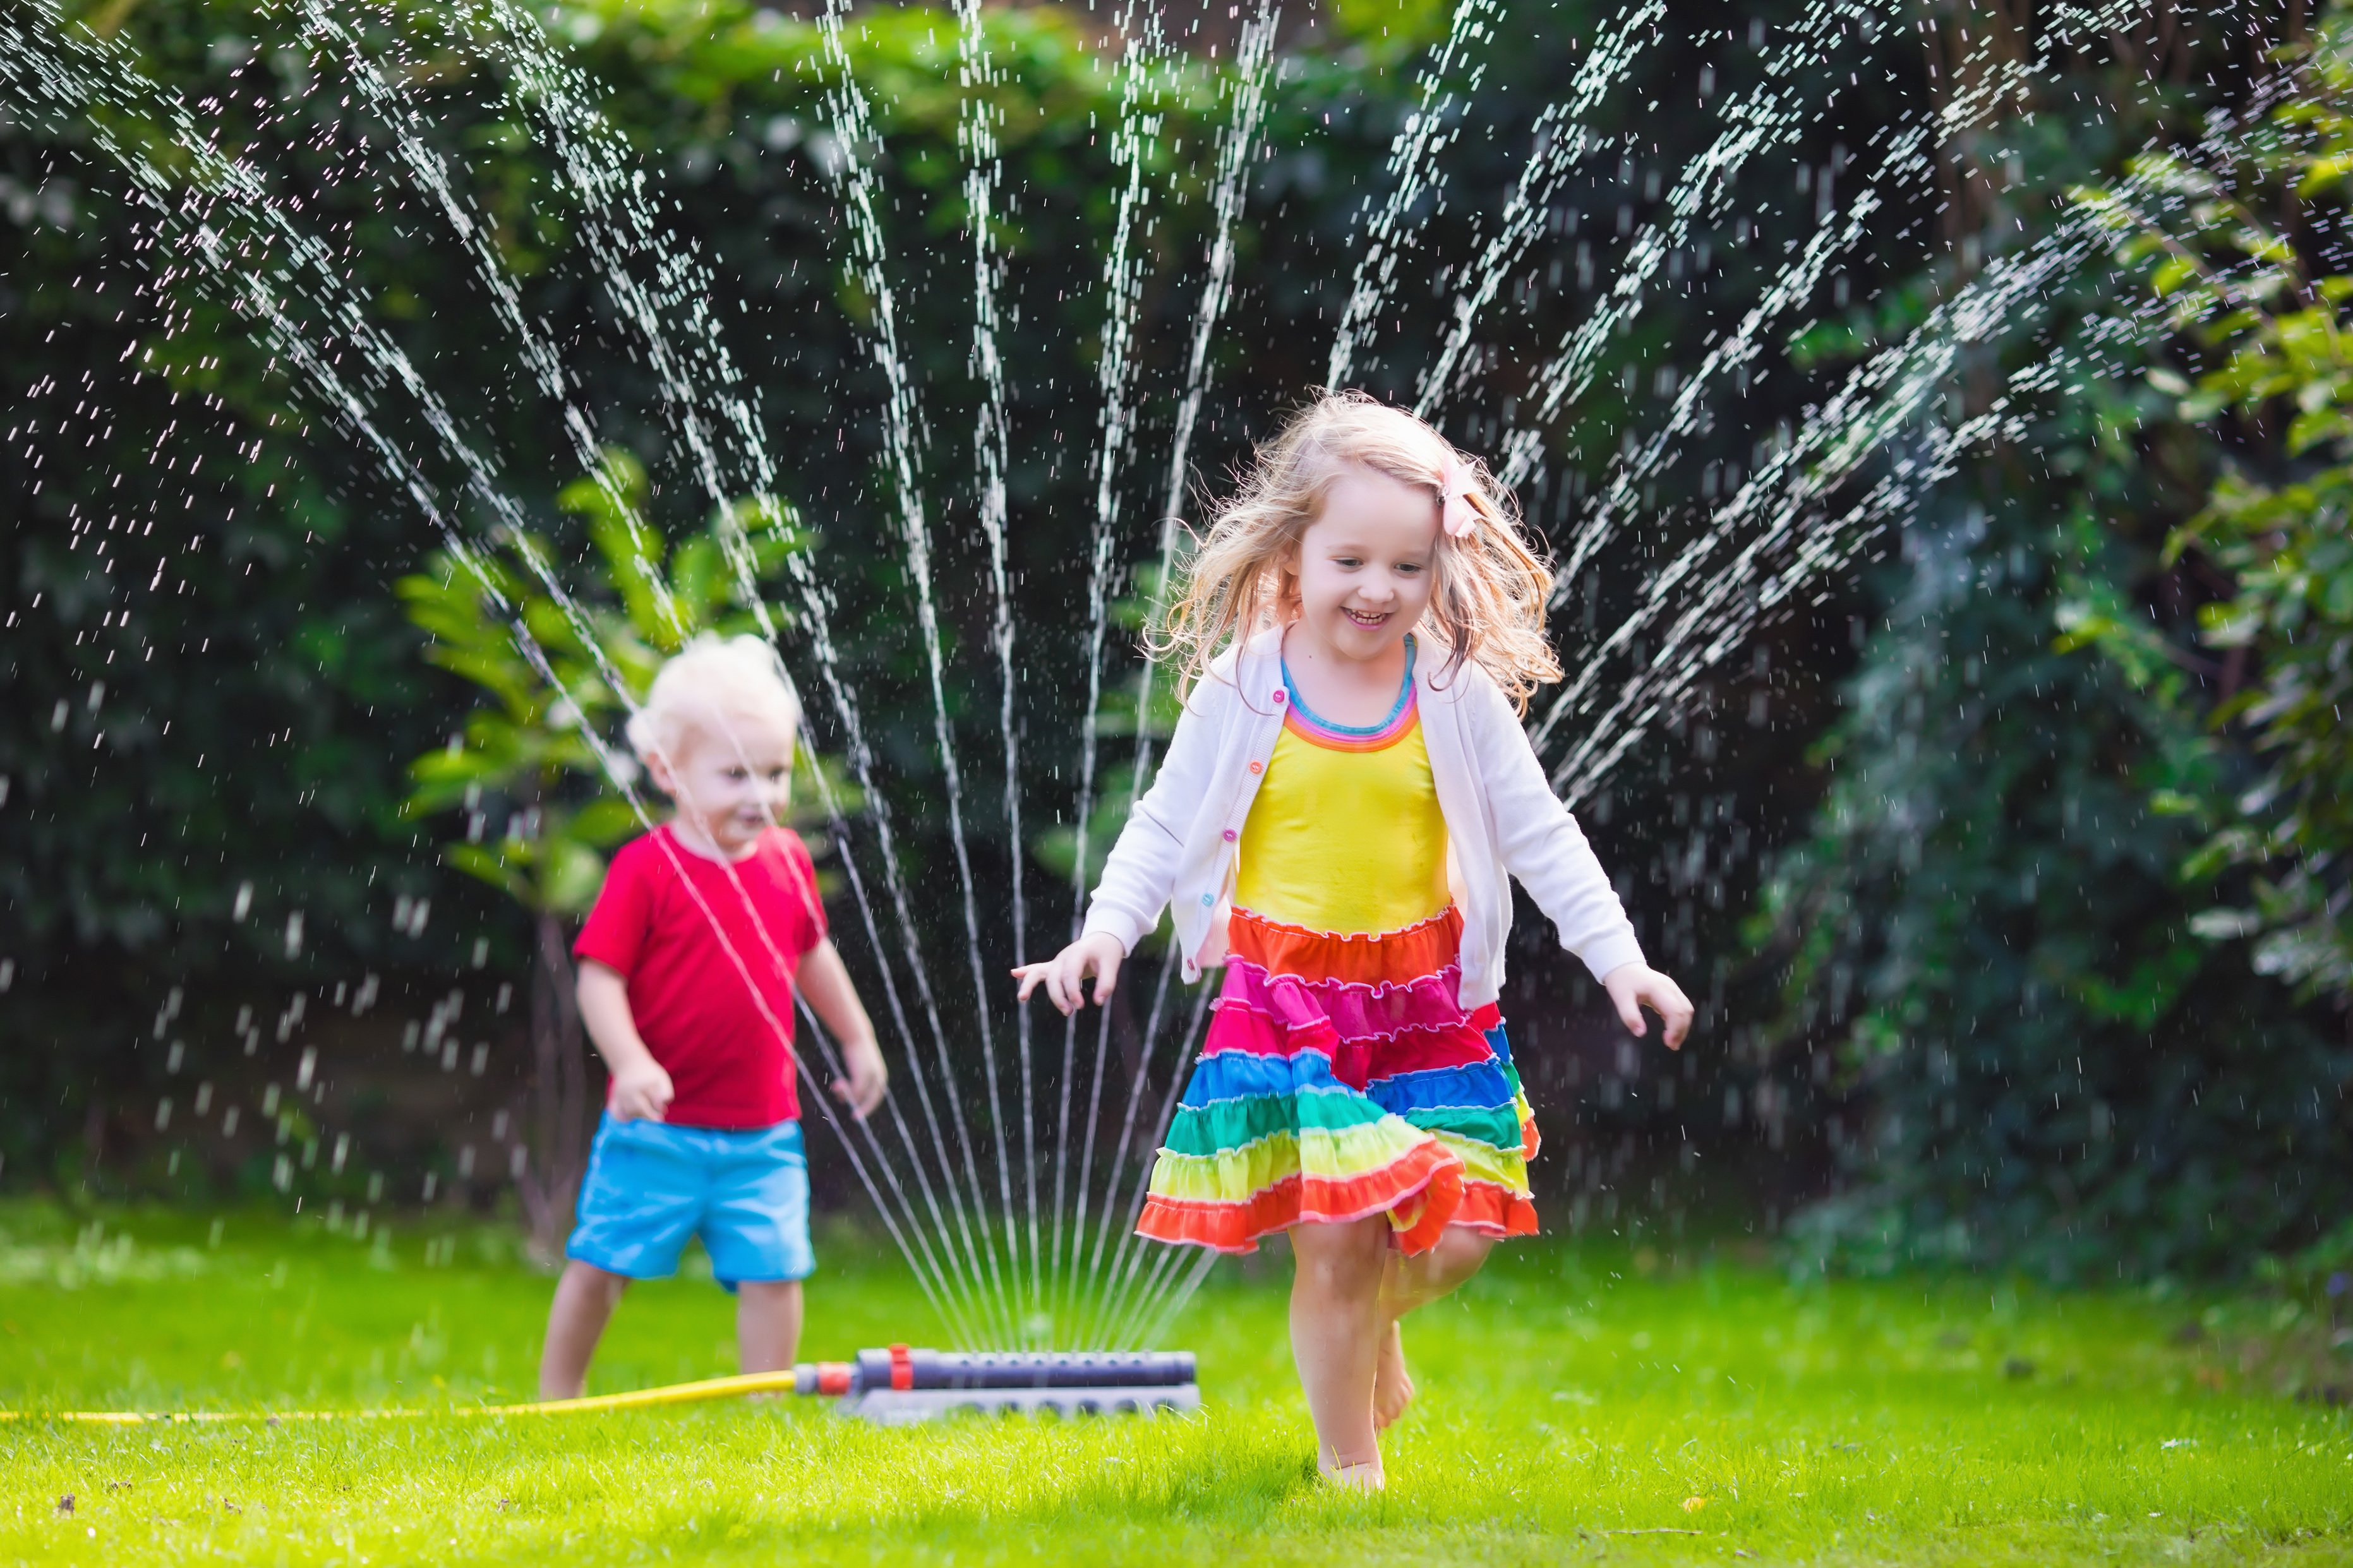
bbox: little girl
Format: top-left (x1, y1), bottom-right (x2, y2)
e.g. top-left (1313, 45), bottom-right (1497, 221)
top-left (1016, 392), bottom-right (1692, 1487)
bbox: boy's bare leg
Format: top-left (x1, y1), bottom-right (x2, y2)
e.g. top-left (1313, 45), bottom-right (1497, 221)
top-left (540, 1261), bottom-right (630, 1400)
top-left (1372, 1224), bottom-right (1495, 1430)
top-left (1288, 1217), bottom-right (1390, 1485)
top-left (736, 1280), bottom-right (803, 1375)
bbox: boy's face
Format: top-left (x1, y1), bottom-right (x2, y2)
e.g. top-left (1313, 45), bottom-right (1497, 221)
top-left (649, 710), bottom-right (795, 858)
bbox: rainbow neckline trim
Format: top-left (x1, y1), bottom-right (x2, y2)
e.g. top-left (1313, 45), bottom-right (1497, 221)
top-left (1280, 635), bottom-right (1417, 750)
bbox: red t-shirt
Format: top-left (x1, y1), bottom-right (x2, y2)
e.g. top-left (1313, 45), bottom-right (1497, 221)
top-left (574, 823), bottom-right (827, 1128)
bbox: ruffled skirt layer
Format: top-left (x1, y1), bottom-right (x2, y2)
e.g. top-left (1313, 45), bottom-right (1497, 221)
top-left (1136, 905), bottom-right (1539, 1257)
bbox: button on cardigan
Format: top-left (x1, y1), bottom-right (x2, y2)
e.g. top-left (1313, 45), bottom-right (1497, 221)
top-left (1080, 628), bottom-right (1646, 1010)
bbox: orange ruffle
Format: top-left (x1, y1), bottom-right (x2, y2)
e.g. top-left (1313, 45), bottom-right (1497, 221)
top-left (1226, 904), bottom-right (1464, 988)
top-left (1452, 1178), bottom-right (1541, 1240)
top-left (1137, 1137), bottom-right (1467, 1256)
top-left (1383, 1152), bottom-right (1464, 1254)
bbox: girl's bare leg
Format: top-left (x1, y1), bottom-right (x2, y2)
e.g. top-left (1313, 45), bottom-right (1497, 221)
top-left (1372, 1223), bottom-right (1496, 1429)
top-left (735, 1279), bottom-right (804, 1375)
top-left (539, 1260), bottom-right (630, 1400)
top-left (1288, 1217), bottom-right (1390, 1484)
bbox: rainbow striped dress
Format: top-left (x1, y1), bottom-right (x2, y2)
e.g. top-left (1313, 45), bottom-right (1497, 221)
top-left (1137, 638), bottom-right (1541, 1255)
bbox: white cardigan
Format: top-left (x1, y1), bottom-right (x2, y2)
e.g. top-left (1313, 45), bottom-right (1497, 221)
top-left (1081, 628), bottom-right (1645, 1008)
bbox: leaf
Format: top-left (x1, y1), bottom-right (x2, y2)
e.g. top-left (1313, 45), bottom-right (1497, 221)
top-left (2150, 255), bottom-right (2201, 296)
top-left (543, 839), bottom-right (610, 918)
top-left (671, 535), bottom-right (725, 627)
top-left (444, 843), bottom-right (530, 906)
top-left (2297, 152), bottom-right (2353, 196)
top-left (570, 797), bottom-right (646, 846)
top-left (2285, 406), bottom-right (2350, 456)
top-left (2189, 907), bottom-right (2263, 941)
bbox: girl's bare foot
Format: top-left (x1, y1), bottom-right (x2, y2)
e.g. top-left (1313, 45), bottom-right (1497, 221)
top-left (1319, 1457), bottom-right (1386, 1492)
top-left (1372, 1321), bottom-right (1414, 1430)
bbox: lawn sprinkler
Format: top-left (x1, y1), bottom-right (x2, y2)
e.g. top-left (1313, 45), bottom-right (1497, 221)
top-left (794, 1346), bottom-right (1200, 1425)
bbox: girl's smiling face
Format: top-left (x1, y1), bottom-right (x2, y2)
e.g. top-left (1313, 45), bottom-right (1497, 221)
top-left (1289, 465), bottom-right (1440, 664)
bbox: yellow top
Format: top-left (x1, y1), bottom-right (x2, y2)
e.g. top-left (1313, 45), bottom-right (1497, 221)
top-left (1235, 681), bottom-right (1450, 938)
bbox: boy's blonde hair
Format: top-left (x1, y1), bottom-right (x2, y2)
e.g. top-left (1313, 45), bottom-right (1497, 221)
top-left (1152, 391), bottom-right (1562, 712)
top-left (625, 634), bottom-right (803, 765)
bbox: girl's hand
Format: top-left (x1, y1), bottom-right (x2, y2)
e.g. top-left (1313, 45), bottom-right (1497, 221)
top-left (1012, 932), bottom-right (1128, 1015)
top-left (610, 1059), bottom-right (676, 1122)
top-left (1601, 963), bottom-right (1695, 1051)
top-left (832, 1036), bottom-right (889, 1120)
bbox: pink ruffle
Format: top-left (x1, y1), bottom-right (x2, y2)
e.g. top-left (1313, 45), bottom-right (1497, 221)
top-left (1213, 958), bottom-right (1501, 1047)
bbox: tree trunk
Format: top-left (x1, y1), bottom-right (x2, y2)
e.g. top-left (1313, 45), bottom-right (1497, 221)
top-left (1919, 0), bottom-right (2034, 266)
top-left (519, 910), bottom-right (593, 1267)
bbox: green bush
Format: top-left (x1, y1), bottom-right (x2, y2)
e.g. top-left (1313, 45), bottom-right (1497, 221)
top-left (1759, 9), bottom-right (2353, 1280)
top-left (2068, 9), bottom-right (2353, 1007)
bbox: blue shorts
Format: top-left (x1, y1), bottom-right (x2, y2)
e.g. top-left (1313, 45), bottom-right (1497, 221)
top-left (567, 1114), bottom-right (814, 1288)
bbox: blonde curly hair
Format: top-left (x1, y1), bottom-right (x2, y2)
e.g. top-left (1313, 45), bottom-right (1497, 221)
top-left (1152, 391), bottom-right (1561, 712)
top-left (625, 633), bottom-right (802, 765)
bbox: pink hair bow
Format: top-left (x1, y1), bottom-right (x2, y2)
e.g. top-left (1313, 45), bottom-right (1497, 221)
top-left (1439, 453), bottom-right (1480, 538)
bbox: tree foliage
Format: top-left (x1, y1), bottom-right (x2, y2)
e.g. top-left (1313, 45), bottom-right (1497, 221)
top-left (2069, 11), bottom-right (2353, 1005)
top-left (1759, 8), bottom-right (2352, 1280)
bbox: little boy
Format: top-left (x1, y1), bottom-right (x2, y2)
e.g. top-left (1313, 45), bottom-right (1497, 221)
top-left (538, 634), bottom-right (888, 1400)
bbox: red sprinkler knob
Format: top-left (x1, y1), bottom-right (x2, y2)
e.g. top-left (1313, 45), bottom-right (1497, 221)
top-left (793, 1362), bottom-right (855, 1397)
top-left (888, 1343), bottom-right (915, 1391)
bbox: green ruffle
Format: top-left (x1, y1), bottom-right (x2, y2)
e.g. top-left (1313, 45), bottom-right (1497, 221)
top-left (1163, 1085), bottom-right (1388, 1157)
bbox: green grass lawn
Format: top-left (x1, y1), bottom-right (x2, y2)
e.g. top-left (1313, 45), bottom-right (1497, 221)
top-left (0, 1201), bottom-right (2347, 1565)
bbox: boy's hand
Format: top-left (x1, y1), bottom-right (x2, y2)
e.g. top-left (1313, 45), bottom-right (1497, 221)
top-left (1601, 962), bottom-right (1695, 1051)
top-left (609, 1059), bottom-right (675, 1122)
top-left (832, 1036), bottom-right (888, 1120)
top-left (1012, 931), bottom-right (1128, 1015)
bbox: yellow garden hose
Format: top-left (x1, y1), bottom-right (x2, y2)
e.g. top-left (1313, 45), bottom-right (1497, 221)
top-left (3, 1367), bottom-right (806, 1424)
